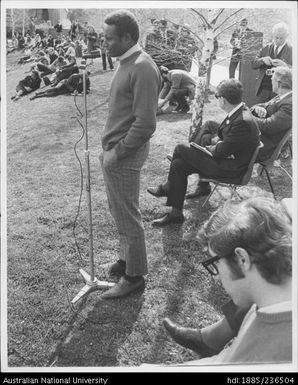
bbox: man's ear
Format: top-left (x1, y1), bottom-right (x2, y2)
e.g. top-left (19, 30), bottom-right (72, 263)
top-left (234, 247), bottom-right (252, 273)
top-left (122, 32), bottom-right (133, 44)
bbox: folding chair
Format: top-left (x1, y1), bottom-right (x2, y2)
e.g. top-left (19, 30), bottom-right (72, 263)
top-left (200, 142), bottom-right (263, 207)
top-left (257, 129), bottom-right (292, 199)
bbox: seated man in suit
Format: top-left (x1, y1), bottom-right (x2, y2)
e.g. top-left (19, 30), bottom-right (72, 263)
top-left (251, 66), bottom-right (292, 162)
top-left (147, 79), bottom-right (260, 227)
top-left (187, 66), bottom-right (292, 199)
top-left (162, 196), bottom-right (292, 365)
top-left (252, 22), bottom-right (292, 104)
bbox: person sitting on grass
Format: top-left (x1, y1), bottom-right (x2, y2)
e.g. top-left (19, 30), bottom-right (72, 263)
top-left (11, 70), bottom-right (41, 101)
top-left (50, 54), bottom-right (79, 86)
top-left (30, 71), bottom-right (90, 100)
top-left (163, 196), bottom-right (292, 365)
top-left (36, 56), bottom-right (67, 80)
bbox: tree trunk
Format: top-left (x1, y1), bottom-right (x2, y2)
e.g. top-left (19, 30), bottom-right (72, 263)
top-left (11, 9), bottom-right (15, 37)
top-left (22, 9), bottom-right (25, 36)
top-left (189, 23), bottom-right (215, 142)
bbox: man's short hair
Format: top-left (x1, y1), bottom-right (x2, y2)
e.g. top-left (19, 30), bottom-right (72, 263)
top-left (198, 196), bottom-right (292, 285)
top-left (217, 79), bottom-right (243, 105)
top-left (272, 22), bottom-right (289, 37)
top-left (104, 10), bottom-right (139, 43)
top-left (159, 66), bottom-right (169, 75)
top-left (273, 66), bottom-right (292, 89)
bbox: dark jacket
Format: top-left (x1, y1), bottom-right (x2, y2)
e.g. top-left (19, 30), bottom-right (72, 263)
top-left (253, 92), bottom-right (292, 161)
top-left (208, 104), bottom-right (260, 178)
top-left (252, 42), bottom-right (292, 96)
top-left (17, 75), bottom-right (41, 94)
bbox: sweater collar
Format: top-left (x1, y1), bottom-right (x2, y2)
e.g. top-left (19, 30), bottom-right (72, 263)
top-left (118, 43), bottom-right (142, 62)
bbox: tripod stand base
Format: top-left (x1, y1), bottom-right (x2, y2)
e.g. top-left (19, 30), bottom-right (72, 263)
top-left (71, 268), bottom-right (115, 304)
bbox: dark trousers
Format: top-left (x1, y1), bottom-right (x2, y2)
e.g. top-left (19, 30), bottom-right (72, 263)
top-left (102, 53), bottom-right (114, 70)
top-left (229, 57), bottom-right (240, 79)
top-left (166, 149), bottom-right (225, 210)
top-left (172, 89), bottom-right (189, 109)
top-left (55, 66), bottom-right (79, 83)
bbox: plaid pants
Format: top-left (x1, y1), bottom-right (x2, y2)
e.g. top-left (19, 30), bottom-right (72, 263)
top-left (101, 142), bottom-right (149, 276)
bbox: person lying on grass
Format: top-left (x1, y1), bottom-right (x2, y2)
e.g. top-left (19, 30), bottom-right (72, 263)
top-left (30, 71), bottom-right (90, 100)
top-left (11, 70), bottom-right (41, 101)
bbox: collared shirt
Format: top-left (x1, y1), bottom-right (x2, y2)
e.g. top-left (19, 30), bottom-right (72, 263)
top-left (118, 43), bottom-right (142, 62)
top-left (227, 102), bottom-right (244, 118)
top-left (274, 42), bottom-right (286, 55)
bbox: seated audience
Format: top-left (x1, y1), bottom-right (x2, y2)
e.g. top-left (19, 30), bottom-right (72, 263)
top-left (11, 70), bottom-right (41, 101)
top-left (51, 55), bottom-right (79, 86)
top-left (17, 44), bottom-right (33, 64)
top-left (251, 66), bottom-right (292, 162)
top-left (30, 72), bottom-right (90, 100)
top-left (163, 196), bottom-right (292, 365)
top-left (158, 66), bottom-right (197, 113)
top-left (147, 79), bottom-right (260, 227)
top-left (186, 66), bottom-right (292, 199)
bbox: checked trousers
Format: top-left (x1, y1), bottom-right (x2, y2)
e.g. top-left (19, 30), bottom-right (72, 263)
top-left (100, 142), bottom-right (149, 277)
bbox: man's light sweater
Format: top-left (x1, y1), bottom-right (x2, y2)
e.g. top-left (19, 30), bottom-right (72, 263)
top-left (181, 304), bottom-right (292, 365)
top-left (102, 50), bottom-right (161, 160)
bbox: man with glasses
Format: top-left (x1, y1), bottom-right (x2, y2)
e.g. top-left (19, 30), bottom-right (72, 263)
top-left (163, 196), bottom-right (292, 364)
top-left (147, 79), bottom-right (260, 226)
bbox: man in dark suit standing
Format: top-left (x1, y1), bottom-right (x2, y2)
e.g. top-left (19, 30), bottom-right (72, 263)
top-left (147, 79), bottom-right (260, 227)
top-left (252, 22), bottom-right (292, 103)
top-left (251, 66), bottom-right (292, 162)
top-left (229, 18), bottom-right (253, 79)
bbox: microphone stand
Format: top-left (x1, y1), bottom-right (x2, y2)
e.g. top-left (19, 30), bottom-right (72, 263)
top-left (71, 59), bottom-right (115, 304)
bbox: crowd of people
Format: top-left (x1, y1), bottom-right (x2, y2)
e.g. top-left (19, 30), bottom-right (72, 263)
top-left (8, 20), bottom-right (117, 101)
top-left (7, 10), bottom-right (293, 367)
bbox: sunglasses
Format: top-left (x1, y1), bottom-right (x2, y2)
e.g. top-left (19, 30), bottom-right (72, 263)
top-left (215, 93), bottom-right (222, 99)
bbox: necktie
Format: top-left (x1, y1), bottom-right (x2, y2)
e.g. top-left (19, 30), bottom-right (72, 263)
top-left (274, 46), bottom-right (279, 58)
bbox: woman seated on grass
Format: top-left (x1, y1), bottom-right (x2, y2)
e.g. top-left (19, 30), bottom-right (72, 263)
top-left (50, 54), bottom-right (79, 86)
top-left (37, 56), bottom-right (67, 80)
top-left (30, 71), bottom-right (90, 100)
top-left (11, 70), bottom-right (41, 101)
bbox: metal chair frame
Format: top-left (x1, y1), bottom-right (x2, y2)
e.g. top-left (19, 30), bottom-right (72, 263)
top-left (201, 142), bottom-right (263, 207)
top-left (257, 129), bottom-right (292, 199)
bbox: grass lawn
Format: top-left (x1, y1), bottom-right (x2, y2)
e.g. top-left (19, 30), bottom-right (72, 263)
top-left (5, 50), bottom-right (292, 368)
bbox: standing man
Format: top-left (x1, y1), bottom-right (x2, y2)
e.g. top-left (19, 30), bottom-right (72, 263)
top-left (158, 66), bottom-right (197, 113)
top-left (229, 18), bottom-right (253, 79)
top-left (252, 22), bottom-right (292, 103)
top-left (100, 10), bottom-right (161, 299)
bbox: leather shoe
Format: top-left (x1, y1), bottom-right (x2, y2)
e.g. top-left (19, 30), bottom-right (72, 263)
top-left (185, 186), bottom-right (211, 199)
top-left (147, 185), bottom-right (167, 198)
top-left (101, 276), bottom-right (144, 299)
top-left (152, 213), bottom-right (184, 227)
top-left (163, 318), bottom-right (218, 357)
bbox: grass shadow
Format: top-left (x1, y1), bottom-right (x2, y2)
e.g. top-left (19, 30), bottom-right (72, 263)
top-left (50, 290), bottom-right (145, 367)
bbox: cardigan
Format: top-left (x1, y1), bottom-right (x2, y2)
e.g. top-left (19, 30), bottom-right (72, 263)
top-left (101, 50), bottom-right (161, 160)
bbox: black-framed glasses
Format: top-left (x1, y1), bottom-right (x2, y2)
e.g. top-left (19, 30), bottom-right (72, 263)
top-left (201, 255), bottom-right (223, 276)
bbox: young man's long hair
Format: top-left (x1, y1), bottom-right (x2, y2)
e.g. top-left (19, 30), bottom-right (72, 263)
top-left (198, 196), bottom-right (292, 284)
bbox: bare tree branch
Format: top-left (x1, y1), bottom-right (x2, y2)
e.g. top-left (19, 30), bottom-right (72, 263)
top-left (214, 8), bottom-right (244, 33)
top-left (210, 8), bottom-right (225, 25)
top-left (214, 20), bottom-right (241, 39)
top-left (191, 8), bottom-right (210, 28)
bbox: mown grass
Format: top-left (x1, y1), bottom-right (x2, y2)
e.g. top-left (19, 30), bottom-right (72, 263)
top-left (5, 51), bottom-right (292, 368)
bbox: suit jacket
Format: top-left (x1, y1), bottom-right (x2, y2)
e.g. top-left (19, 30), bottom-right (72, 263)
top-left (253, 92), bottom-right (292, 161)
top-left (252, 42), bottom-right (292, 96)
top-left (207, 104), bottom-right (260, 180)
